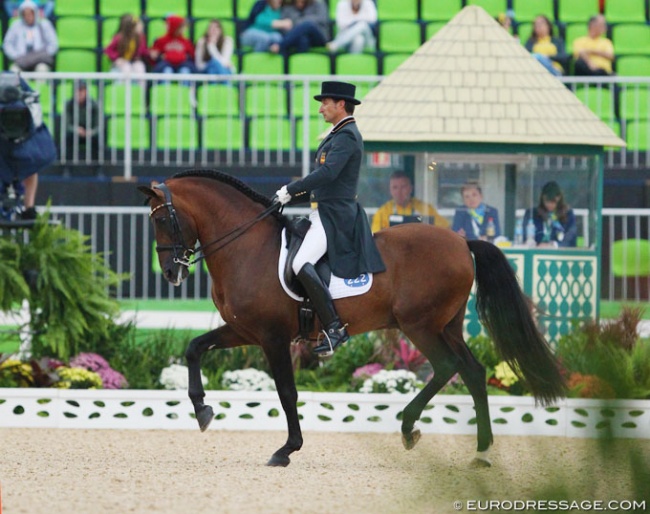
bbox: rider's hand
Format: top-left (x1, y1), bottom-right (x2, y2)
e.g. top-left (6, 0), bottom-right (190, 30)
top-left (275, 186), bottom-right (291, 205)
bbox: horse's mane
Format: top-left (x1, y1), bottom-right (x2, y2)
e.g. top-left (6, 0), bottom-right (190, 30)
top-left (172, 169), bottom-right (285, 221)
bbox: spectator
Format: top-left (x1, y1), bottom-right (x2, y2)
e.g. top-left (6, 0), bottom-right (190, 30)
top-left (523, 181), bottom-right (577, 248)
top-left (4, 0), bottom-right (54, 19)
top-left (525, 15), bottom-right (568, 76)
top-left (104, 14), bottom-right (148, 74)
top-left (195, 19), bottom-right (234, 76)
top-left (2, 0), bottom-right (58, 72)
top-left (149, 15), bottom-right (196, 75)
top-left (239, 0), bottom-right (286, 52)
top-left (63, 81), bottom-right (101, 175)
top-left (371, 171), bottom-right (450, 233)
top-left (572, 14), bottom-right (614, 76)
top-left (497, 10), bottom-right (518, 40)
top-left (327, 0), bottom-right (377, 54)
top-left (270, 0), bottom-right (330, 56)
top-left (452, 181), bottom-right (501, 241)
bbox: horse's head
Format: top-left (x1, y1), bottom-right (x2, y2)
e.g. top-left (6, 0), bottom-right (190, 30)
top-left (138, 181), bottom-right (198, 286)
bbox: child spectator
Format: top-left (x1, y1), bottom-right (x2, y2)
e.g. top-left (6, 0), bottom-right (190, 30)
top-left (2, 0), bottom-right (58, 72)
top-left (104, 14), bottom-right (148, 74)
top-left (270, 0), bottom-right (330, 56)
top-left (149, 15), bottom-right (196, 75)
top-left (240, 0), bottom-right (286, 52)
top-left (195, 20), bottom-right (234, 76)
top-left (525, 15), bottom-right (568, 76)
top-left (573, 14), bottom-right (614, 76)
top-left (327, 0), bottom-right (377, 54)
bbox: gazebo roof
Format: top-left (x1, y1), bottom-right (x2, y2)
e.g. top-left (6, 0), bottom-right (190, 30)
top-left (355, 5), bottom-right (625, 149)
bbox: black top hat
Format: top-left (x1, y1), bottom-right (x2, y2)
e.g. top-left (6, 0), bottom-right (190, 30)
top-left (314, 81), bottom-right (361, 105)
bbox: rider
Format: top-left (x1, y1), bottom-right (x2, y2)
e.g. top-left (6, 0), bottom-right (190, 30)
top-left (0, 71), bottom-right (56, 220)
top-left (275, 80), bottom-right (385, 355)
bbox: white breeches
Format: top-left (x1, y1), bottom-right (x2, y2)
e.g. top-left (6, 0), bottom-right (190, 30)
top-left (292, 209), bottom-right (328, 275)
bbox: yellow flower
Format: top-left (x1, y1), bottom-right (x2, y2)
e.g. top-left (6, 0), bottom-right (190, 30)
top-left (494, 361), bottom-right (519, 387)
top-left (0, 359), bottom-right (34, 386)
top-left (55, 367), bottom-right (102, 389)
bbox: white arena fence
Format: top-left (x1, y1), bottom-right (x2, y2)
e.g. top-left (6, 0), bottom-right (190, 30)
top-left (0, 388), bottom-right (647, 438)
top-left (19, 72), bottom-right (650, 176)
top-left (40, 205), bottom-right (650, 302)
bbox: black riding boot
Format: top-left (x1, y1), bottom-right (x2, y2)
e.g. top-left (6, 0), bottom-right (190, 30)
top-left (296, 263), bottom-right (349, 355)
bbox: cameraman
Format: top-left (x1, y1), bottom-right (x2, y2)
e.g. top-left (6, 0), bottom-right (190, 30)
top-left (0, 71), bottom-right (56, 220)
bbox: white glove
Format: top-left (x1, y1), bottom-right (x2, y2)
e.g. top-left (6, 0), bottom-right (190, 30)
top-left (275, 185), bottom-right (291, 205)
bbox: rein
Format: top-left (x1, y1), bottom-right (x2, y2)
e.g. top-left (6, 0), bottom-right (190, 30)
top-left (151, 183), bottom-right (282, 268)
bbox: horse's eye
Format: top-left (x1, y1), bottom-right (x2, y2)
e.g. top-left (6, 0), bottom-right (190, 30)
top-left (154, 216), bottom-right (168, 224)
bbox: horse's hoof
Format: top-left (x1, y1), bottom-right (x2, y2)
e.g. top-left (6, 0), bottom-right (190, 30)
top-left (196, 405), bottom-right (214, 432)
top-left (401, 428), bottom-right (421, 450)
top-left (267, 454), bottom-right (291, 467)
top-left (470, 449), bottom-right (492, 468)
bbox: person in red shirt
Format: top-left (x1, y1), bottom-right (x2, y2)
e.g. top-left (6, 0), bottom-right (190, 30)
top-left (149, 15), bottom-right (196, 75)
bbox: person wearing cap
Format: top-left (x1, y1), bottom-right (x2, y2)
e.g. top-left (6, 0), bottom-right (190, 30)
top-left (522, 181), bottom-right (577, 248)
top-left (149, 15), bottom-right (196, 75)
top-left (63, 80), bottom-right (101, 176)
top-left (274, 81), bottom-right (385, 355)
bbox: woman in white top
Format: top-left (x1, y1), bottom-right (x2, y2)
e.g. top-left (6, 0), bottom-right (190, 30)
top-left (327, 0), bottom-right (377, 54)
top-left (195, 20), bottom-right (234, 76)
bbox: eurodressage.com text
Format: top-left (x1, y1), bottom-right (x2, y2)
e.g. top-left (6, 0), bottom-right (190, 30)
top-left (455, 499), bottom-right (646, 511)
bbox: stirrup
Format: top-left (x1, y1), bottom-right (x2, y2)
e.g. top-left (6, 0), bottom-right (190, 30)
top-left (313, 323), bottom-right (349, 356)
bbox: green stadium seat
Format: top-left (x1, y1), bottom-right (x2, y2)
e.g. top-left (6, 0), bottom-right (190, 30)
top-left (466, 0), bottom-right (507, 17)
top-left (625, 120), bottom-right (650, 150)
top-left (236, 0), bottom-right (258, 18)
top-left (329, 0), bottom-right (338, 19)
top-left (335, 53), bottom-right (378, 75)
top-left (611, 239), bottom-right (650, 276)
top-left (558, 0), bottom-right (600, 24)
top-left (193, 18), bottom-right (236, 43)
top-left (516, 22), bottom-right (533, 44)
top-left (620, 86), bottom-right (650, 120)
top-left (55, 49), bottom-right (98, 72)
top-left (379, 21), bottom-right (422, 53)
top-left (107, 116), bottom-right (151, 150)
top-left (57, 17), bottom-right (99, 49)
top-left (295, 117), bottom-right (329, 151)
top-left (376, 0), bottom-right (418, 21)
top-left (240, 52), bottom-right (285, 74)
top-left (244, 83), bottom-right (287, 116)
top-left (99, 0), bottom-right (142, 17)
top-left (101, 17), bottom-right (121, 47)
top-left (290, 82), bottom-right (321, 117)
top-left (288, 53), bottom-right (331, 75)
top-left (145, 0), bottom-right (188, 18)
top-left (563, 23), bottom-right (585, 53)
top-left (604, 0), bottom-right (647, 23)
top-left (512, 0), bottom-right (554, 23)
top-left (27, 81), bottom-right (53, 114)
top-left (420, 0), bottom-right (462, 21)
top-left (56, 82), bottom-right (100, 113)
top-left (573, 85), bottom-right (616, 121)
top-left (201, 116), bottom-right (244, 150)
top-left (155, 116), bottom-right (199, 150)
top-left (425, 21), bottom-right (445, 40)
top-left (249, 117), bottom-right (293, 151)
top-left (193, 0), bottom-right (234, 19)
top-left (147, 18), bottom-right (168, 46)
top-left (197, 84), bottom-right (240, 116)
top-left (617, 56), bottom-right (650, 76)
top-left (382, 52), bottom-right (411, 74)
top-left (55, 0), bottom-right (95, 16)
top-left (150, 83), bottom-right (194, 116)
top-left (612, 24), bottom-right (650, 56)
top-left (104, 83), bottom-right (147, 116)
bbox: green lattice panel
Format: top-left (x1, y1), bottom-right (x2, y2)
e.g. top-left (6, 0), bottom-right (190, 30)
top-left (532, 255), bottom-right (598, 343)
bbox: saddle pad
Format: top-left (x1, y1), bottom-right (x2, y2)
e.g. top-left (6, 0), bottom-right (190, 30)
top-left (278, 228), bottom-right (373, 302)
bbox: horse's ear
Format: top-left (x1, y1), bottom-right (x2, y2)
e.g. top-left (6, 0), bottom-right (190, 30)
top-left (137, 183), bottom-right (161, 200)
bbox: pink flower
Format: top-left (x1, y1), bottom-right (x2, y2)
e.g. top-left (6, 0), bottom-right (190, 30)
top-left (69, 352), bottom-right (128, 389)
top-left (353, 363), bottom-right (384, 379)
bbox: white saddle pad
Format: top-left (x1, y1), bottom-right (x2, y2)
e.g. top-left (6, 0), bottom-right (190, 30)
top-left (278, 228), bottom-right (373, 302)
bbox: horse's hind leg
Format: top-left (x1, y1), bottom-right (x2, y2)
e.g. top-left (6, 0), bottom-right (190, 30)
top-left (400, 329), bottom-right (460, 450)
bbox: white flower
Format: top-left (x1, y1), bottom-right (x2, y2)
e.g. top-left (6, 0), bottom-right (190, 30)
top-left (159, 364), bottom-right (207, 390)
top-left (221, 368), bottom-right (276, 391)
top-left (359, 369), bottom-right (423, 394)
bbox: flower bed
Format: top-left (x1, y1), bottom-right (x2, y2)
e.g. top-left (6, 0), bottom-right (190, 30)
top-left (0, 388), bottom-right (647, 439)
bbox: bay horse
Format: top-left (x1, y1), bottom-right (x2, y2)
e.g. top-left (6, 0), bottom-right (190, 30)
top-left (139, 169), bottom-right (566, 467)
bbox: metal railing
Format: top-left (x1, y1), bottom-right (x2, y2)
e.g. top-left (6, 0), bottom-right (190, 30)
top-left (39, 205), bottom-right (650, 302)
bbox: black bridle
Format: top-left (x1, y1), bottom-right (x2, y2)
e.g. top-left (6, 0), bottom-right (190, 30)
top-left (150, 183), bottom-right (282, 269)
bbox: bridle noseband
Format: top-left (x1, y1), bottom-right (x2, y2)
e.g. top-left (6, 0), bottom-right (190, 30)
top-left (149, 182), bottom-right (282, 270)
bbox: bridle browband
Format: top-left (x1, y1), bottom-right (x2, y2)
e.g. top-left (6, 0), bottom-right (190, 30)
top-left (150, 182), bottom-right (282, 269)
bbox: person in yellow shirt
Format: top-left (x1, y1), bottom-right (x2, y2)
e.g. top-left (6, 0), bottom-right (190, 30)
top-left (371, 171), bottom-right (450, 232)
top-left (572, 14), bottom-right (614, 76)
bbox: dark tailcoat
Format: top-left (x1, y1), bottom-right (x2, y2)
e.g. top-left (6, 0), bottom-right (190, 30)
top-left (286, 117), bottom-right (385, 278)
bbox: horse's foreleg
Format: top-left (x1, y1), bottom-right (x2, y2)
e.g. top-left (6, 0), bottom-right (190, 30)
top-left (185, 324), bottom-right (247, 432)
top-left (263, 342), bottom-right (303, 467)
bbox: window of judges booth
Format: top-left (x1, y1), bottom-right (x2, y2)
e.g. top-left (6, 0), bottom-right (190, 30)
top-left (361, 152), bottom-right (600, 251)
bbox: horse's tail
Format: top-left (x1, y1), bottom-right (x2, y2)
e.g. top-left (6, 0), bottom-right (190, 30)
top-left (467, 240), bottom-right (567, 406)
